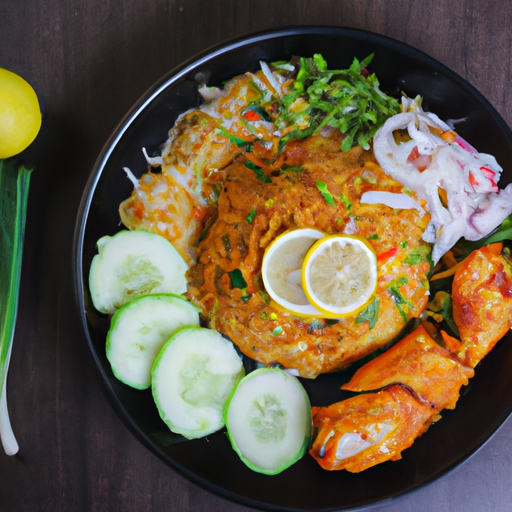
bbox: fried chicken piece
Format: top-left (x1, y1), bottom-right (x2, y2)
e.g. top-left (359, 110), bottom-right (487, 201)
top-left (452, 243), bottom-right (512, 368)
top-left (341, 324), bottom-right (474, 410)
top-left (310, 385), bottom-right (437, 472)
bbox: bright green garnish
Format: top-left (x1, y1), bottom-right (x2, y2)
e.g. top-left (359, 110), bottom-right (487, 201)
top-left (276, 53), bottom-right (400, 152)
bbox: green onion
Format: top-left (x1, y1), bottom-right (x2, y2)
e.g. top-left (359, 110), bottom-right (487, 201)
top-left (246, 209), bottom-right (257, 224)
top-left (316, 181), bottom-right (335, 206)
top-left (0, 158), bottom-right (33, 455)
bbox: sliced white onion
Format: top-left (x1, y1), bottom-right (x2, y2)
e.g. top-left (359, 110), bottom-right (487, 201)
top-left (360, 191), bottom-right (426, 216)
top-left (259, 60), bottom-right (283, 99)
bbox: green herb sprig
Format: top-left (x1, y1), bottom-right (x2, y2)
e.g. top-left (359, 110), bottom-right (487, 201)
top-left (276, 54), bottom-right (400, 152)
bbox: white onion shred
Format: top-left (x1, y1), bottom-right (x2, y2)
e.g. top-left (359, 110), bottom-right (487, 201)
top-left (373, 101), bottom-right (512, 263)
top-left (198, 85), bottom-right (223, 101)
top-left (142, 147), bottom-right (165, 167)
top-left (123, 167), bottom-right (140, 190)
top-left (360, 191), bottom-right (426, 216)
top-left (259, 60), bottom-right (283, 98)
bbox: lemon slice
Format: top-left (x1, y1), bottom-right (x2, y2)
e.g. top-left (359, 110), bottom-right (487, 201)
top-left (302, 235), bottom-right (378, 317)
top-left (261, 228), bottom-right (326, 317)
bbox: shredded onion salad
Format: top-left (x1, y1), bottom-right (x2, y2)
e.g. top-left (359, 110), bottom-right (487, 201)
top-left (372, 96), bottom-right (512, 263)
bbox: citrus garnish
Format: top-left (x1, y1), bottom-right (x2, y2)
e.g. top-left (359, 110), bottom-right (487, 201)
top-left (302, 235), bottom-right (378, 317)
top-left (261, 228), bottom-right (326, 317)
top-left (0, 68), bottom-right (42, 159)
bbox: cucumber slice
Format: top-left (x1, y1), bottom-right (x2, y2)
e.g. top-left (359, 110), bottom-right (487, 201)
top-left (224, 368), bottom-right (312, 475)
top-left (106, 293), bottom-right (200, 390)
top-left (152, 326), bottom-right (244, 439)
top-left (89, 230), bottom-right (188, 314)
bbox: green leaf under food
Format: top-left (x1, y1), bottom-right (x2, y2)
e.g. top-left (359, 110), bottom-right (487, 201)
top-left (455, 213), bottom-right (512, 257)
top-left (427, 290), bottom-right (459, 337)
top-left (0, 158), bottom-right (33, 455)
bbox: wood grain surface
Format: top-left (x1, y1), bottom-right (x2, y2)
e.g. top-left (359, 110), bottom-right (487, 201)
top-left (2, 1), bottom-right (512, 511)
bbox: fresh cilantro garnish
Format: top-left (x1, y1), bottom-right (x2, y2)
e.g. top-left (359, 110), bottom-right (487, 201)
top-left (276, 53), bottom-right (400, 152)
top-left (403, 245), bottom-right (431, 265)
top-left (356, 297), bottom-right (380, 329)
top-left (386, 277), bottom-right (412, 323)
top-left (228, 269), bottom-right (247, 289)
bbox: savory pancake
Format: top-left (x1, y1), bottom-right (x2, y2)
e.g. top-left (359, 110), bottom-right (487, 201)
top-left (186, 129), bottom-right (432, 378)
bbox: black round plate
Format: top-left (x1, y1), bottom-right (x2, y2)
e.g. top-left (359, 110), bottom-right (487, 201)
top-left (73, 26), bottom-right (512, 512)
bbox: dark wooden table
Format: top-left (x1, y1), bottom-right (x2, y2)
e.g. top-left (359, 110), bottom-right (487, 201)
top-left (2, 1), bottom-right (512, 511)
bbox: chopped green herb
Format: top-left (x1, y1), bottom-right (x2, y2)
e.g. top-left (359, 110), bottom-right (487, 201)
top-left (367, 233), bottom-right (379, 240)
top-left (241, 288), bottom-right (251, 302)
top-left (356, 297), bottom-right (380, 329)
top-left (265, 198), bottom-right (275, 208)
top-left (280, 164), bottom-right (304, 173)
top-left (257, 290), bottom-right (271, 304)
top-left (217, 127), bottom-right (254, 151)
top-left (307, 318), bottom-right (325, 333)
top-left (277, 53), bottom-right (400, 152)
top-left (221, 234), bottom-right (231, 252)
top-left (339, 193), bottom-right (352, 211)
top-left (386, 277), bottom-right (412, 323)
top-left (241, 104), bottom-right (272, 122)
top-left (244, 160), bottom-right (272, 183)
top-left (403, 245), bottom-right (431, 265)
top-left (316, 181), bottom-right (335, 206)
top-left (427, 291), bottom-right (459, 336)
top-left (198, 217), bottom-right (214, 242)
top-left (228, 269), bottom-right (247, 289)
top-left (246, 208), bottom-right (257, 224)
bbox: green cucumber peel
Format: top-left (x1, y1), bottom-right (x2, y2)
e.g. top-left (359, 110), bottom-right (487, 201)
top-left (106, 293), bottom-right (200, 390)
top-left (152, 326), bottom-right (244, 439)
top-left (224, 368), bottom-right (312, 475)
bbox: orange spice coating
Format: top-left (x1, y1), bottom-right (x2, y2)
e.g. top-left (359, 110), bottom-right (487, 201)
top-left (187, 130), bottom-right (432, 378)
top-left (452, 243), bottom-right (512, 368)
top-left (310, 385), bottom-right (436, 472)
top-left (341, 324), bottom-right (474, 410)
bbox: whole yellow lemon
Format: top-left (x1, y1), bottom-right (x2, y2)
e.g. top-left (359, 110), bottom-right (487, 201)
top-left (0, 68), bottom-right (42, 159)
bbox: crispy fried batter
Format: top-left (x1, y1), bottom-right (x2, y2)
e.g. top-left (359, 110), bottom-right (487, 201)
top-left (341, 324), bottom-right (474, 410)
top-left (310, 385), bottom-right (436, 472)
top-left (187, 130), bottom-right (432, 378)
top-left (452, 243), bottom-right (512, 368)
